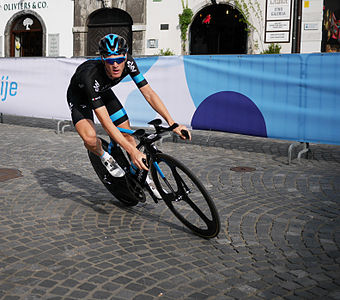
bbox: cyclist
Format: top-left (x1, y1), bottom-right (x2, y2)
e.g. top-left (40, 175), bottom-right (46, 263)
top-left (67, 33), bottom-right (191, 197)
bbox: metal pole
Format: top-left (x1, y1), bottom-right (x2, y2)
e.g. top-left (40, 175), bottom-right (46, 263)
top-left (292, 0), bottom-right (303, 53)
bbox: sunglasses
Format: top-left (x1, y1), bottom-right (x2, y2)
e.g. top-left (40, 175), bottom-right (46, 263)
top-left (103, 56), bottom-right (126, 65)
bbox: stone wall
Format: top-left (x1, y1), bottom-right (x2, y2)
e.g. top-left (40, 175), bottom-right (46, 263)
top-left (73, 0), bottom-right (146, 57)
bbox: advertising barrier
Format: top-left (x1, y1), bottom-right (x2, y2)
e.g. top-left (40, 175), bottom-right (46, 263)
top-left (1, 53), bottom-right (339, 145)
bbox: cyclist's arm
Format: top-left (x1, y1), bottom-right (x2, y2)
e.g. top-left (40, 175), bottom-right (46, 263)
top-left (94, 106), bottom-right (148, 170)
top-left (139, 84), bottom-right (191, 140)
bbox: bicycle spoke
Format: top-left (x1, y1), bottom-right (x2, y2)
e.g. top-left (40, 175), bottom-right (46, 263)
top-left (171, 167), bottom-right (211, 223)
top-left (181, 193), bottom-right (212, 225)
top-left (152, 153), bottom-right (220, 238)
top-left (171, 166), bottom-right (190, 194)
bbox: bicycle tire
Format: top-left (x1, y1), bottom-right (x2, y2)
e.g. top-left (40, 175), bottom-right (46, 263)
top-left (87, 138), bottom-right (139, 206)
top-left (151, 153), bottom-right (220, 238)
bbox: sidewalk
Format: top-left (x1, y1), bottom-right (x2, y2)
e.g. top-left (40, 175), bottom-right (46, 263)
top-left (0, 116), bottom-right (340, 299)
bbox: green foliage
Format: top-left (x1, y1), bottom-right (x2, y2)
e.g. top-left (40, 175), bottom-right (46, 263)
top-left (234, 0), bottom-right (262, 31)
top-left (179, 0), bottom-right (193, 52)
top-left (234, 0), bottom-right (264, 52)
top-left (261, 43), bottom-right (281, 54)
top-left (157, 48), bottom-right (175, 56)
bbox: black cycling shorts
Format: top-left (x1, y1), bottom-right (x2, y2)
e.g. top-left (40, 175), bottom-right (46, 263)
top-left (67, 88), bottom-right (128, 126)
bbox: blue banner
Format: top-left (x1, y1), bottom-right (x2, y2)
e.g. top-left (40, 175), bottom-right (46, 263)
top-left (1, 53), bottom-right (339, 145)
top-left (182, 53), bottom-right (340, 145)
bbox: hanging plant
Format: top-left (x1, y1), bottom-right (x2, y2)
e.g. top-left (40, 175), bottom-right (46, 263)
top-left (179, 0), bottom-right (193, 53)
top-left (234, 0), bottom-right (264, 52)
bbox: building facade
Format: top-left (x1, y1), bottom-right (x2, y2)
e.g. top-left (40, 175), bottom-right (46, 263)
top-left (72, 0), bottom-right (147, 57)
top-left (0, 0), bottom-right (74, 57)
top-left (0, 0), bottom-right (338, 58)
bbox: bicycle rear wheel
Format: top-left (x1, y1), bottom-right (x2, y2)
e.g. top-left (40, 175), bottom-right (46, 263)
top-left (88, 138), bottom-right (139, 206)
top-left (151, 153), bottom-right (220, 238)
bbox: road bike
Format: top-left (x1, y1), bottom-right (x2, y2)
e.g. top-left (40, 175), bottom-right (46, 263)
top-left (88, 119), bottom-right (220, 239)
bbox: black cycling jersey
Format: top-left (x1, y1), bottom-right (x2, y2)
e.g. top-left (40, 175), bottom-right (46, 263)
top-left (67, 54), bottom-right (148, 125)
top-left (68, 53), bottom-right (147, 109)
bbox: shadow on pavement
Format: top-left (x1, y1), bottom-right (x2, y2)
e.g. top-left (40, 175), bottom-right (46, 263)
top-left (34, 168), bottom-right (191, 236)
top-left (34, 168), bottom-right (110, 214)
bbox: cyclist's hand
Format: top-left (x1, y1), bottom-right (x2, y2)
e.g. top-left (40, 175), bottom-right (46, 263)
top-left (130, 149), bottom-right (148, 171)
top-left (174, 125), bottom-right (191, 140)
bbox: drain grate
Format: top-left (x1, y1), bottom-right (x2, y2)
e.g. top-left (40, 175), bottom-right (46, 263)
top-left (230, 166), bottom-right (256, 172)
top-left (0, 168), bottom-right (22, 182)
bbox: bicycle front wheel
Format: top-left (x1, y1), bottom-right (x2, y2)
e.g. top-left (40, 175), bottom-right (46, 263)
top-left (151, 153), bottom-right (220, 238)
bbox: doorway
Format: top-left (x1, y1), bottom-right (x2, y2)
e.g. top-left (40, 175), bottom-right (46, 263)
top-left (190, 4), bottom-right (248, 55)
top-left (322, 0), bottom-right (340, 52)
top-left (87, 8), bottom-right (133, 56)
top-left (10, 14), bottom-right (43, 57)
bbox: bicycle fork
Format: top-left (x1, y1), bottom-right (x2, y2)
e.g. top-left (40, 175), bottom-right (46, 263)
top-left (153, 161), bottom-right (191, 202)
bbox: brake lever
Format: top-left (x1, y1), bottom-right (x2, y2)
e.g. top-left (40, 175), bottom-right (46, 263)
top-left (181, 129), bottom-right (190, 139)
top-left (154, 123), bottom-right (178, 134)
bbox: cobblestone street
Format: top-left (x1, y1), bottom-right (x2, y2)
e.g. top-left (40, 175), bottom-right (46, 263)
top-left (1, 121), bottom-right (340, 299)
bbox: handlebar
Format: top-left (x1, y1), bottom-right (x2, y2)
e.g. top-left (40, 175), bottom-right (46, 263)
top-left (148, 119), bottom-right (178, 134)
top-left (119, 119), bottom-right (188, 143)
top-left (181, 129), bottom-right (190, 139)
top-left (152, 121), bottom-right (190, 140)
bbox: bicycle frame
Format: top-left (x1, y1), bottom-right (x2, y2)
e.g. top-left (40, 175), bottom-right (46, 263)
top-left (114, 123), bottom-right (190, 203)
top-left (88, 119), bottom-right (220, 238)
top-left (109, 125), bottom-right (171, 203)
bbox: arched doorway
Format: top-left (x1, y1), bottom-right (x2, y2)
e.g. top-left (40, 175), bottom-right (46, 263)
top-left (10, 14), bottom-right (43, 57)
top-left (190, 4), bottom-right (248, 55)
top-left (87, 8), bottom-right (133, 56)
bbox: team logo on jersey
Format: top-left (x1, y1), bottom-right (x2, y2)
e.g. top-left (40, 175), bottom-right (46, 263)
top-left (127, 61), bottom-right (136, 73)
top-left (92, 96), bottom-right (101, 102)
top-left (93, 80), bottom-right (100, 92)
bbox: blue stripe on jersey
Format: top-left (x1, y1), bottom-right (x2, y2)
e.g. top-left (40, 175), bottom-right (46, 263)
top-left (110, 108), bottom-right (127, 122)
top-left (132, 73), bottom-right (145, 84)
top-left (118, 127), bottom-right (135, 135)
top-left (89, 57), bottom-right (101, 61)
top-left (108, 141), bottom-right (113, 155)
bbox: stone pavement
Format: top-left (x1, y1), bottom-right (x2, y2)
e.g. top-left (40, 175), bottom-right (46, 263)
top-left (0, 117), bottom-right (340, 300)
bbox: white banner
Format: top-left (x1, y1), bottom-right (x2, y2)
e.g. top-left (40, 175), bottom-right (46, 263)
top-left (0, 57), bottom-right (83, 120)
top-left (0, 56), bottom-right (195, 127)
top-left (1, 54), bottom-right (339, 145)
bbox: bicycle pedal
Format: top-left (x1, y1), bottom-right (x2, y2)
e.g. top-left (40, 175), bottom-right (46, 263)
top-left (103, 175), bottom-right (112, 185)
top-left (139, 196), bottom-right (147, 203)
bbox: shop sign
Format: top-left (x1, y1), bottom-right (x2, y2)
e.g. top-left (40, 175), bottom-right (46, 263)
top-left (48, 34), bottom-right (59, 57)
top-left (304, 23), bottom-right (319, 31)
top-left (265, 0), bottom-right (292, 43)
top-left (266, 20), bottom-right (290, 31)
top-left (265, 31), bottom-right (290, 42)
top-left (266, 0), bottom-right (291, 20)
top-left (0, 1), bottom-right (48, 11)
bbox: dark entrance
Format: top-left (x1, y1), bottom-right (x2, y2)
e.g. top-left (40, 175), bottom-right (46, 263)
top-left (10, 14), bottom-right (43, 57)
top-left (322, 0), bottom-right (340, 52)
top-left (190, 4), bottom-right (247, 55)
top-left (87, 8), bottom-right (133, 56)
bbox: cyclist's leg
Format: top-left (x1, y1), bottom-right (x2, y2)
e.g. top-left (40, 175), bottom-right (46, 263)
top-left (103, 91), bottom-right (160, 198)
top-left (70, 108), bottom-right (104, 157)
top-left (73, 110), bottom-right (124, 177)
top-left (103, 90), bottom-right (136, 148)
top-left (75, 119), bottom-right (103, 157)
top-left (67, 88), bottom-right (104, 157)
top-left (117, 120), bottom-right (137, 147)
